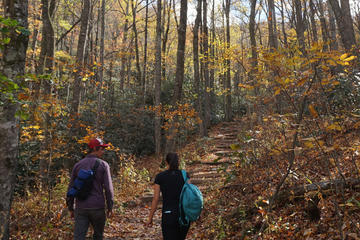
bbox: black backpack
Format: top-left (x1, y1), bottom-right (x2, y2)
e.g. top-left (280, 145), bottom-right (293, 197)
top-left (67, 159), bottom-right (100, 201)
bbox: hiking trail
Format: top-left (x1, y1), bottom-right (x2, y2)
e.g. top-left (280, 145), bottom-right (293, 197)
top-left (103, 119), bottom-right (244, 239)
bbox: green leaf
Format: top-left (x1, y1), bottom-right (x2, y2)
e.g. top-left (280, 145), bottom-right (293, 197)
top-left (15, 110), bottom-right (29, 120)
top-left (3, 37), bottom-right (10, 44)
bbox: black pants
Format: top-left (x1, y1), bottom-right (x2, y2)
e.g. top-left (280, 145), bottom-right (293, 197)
top-left (74, 208), bottom-right (106, 240)
top-left (161, 211), bottom-right (190, 240)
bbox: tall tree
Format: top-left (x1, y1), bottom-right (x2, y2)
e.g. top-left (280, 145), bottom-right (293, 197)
top-left (154, 0), bottom-right (162, 156)
top-left (224, 0), bottom-right (232, 121)
top-left (131, 0), bottom-right (142, 88)
top-left (249, 0), bottom-right (258, 89)
top-left (35, 0), bottom-right (57, 182)
top-left (166, 0), bottom-right (188, 152)
top-left (203, 0), bottom-right (210, 134)
top-left (327, 1), bottom-right (338, 50)
top-left (70, 0), bottom-right (91, 116)
top-left (161, 0), bottom-right (172, 81)
top-left (142, 0), bottom-right (149, 102)
top-left (96, 0), bottom-right (106, 128)
top-left (280, 0), bottom-right (288, 47)
top-left (0, 0), bottom-right (29, 238)
top-left (267, 0), bottom-right (278, 49)
top-left (316, 0), bottom-right (330, 50)
top-left (309, 0), bottom-right (318, 43)
top-left (294, 0), bottom-right (306, 53)
top-left (193, 0), bottom-right (204, 136)
top-left (172, 0), bottom-right (188, 103)
top-left (119, 0), bottom-right (130, 90)
top-left (327, 0), bottom-right (356, 50)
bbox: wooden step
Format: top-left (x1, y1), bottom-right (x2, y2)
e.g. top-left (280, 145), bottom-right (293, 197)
top-left (213, 150), bottom-right (234, 156)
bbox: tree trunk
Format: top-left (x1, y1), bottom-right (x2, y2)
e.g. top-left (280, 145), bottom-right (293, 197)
top-left (142, 0), bottom-right (149, 103)
top-left (309, 0), bottom-right (318, 43)
top-left (154, 0), bottom-right (162, 156)
top-left (294, 0), bottom-right (306, 53)
top-left (161, 0), bottom-right (172, 81)
top-left (280, 0), bottom-right (288, 47)
top-left (210, 0), bottom-right (216, 116)
top-left (268, 0), bottom-right (278, 49)
top-left (203, 0), bottom-right (210, 135)
top-left (120, 0), bottom-right (130, 90)
top-left (316, 0), bottom-right (330, 51)
top-left (0, 1), bottom-right (29, 238)
top-left (328, 0), bottom-right (356, 50)
top-left (249, 0), bottom-right (258, 87)
top-left (172, 0), bottom-right (188, 103)
top-left (327, 1), bottom-right (338, 50)
top-left (35, 0), bottom-right (56, 182)
top-left (166, 0), bottom-right (188, 152)
top-left (224, 0), bottom-right (232, 121)
top-left (96, 0), bottom-right (106, 129)
top-left (193, 0), bottom-right (204, 136)
top-left (70, 0), bottom-right (91, 117)
top-left (131, 0), bottom-right (142, 89)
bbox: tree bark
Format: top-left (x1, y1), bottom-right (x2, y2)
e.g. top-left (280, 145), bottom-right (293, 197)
top-left (203, 0), bottom-right (210, 135)
top-left (70, 0), bottom-right (91, 117)
top-left (193, 0), bottom-right (204, 136)
top-left (35, 0), bottom-right (56, 182)
top-left (224, 0), bottom-right (232, 121)
top-left (172, 0), bottom-right (188, 103)
top-left (294, 0), bottom-right (306, 53)
top-left (120, 0), bottom-right (130, 90)
top-left (210, 0), bottom-right (216, 116)
top-left (316, 0), bottom-right (330, 51)
top-left (154, 0), bottom-right (162, 156)
top-left (0, 1), bottom-right (29, 238)
top-left (268, 0), bottom-right (278, 49)
top-left (327, 1), bottom-right (338, 50)
top-left (327, 0), bottom-right (356, 50)
top-left (166, 0), bottom-right (188, 152)
top-left (131, 0), bottom-right (142, 88)
top-left (96, 0), bottom-right (106, 129)
top-left (161, 0), bottom-right (172, 81)
top-left (142, 0), bottom-right (149, 103)
top-left (280, 0), bottom-right (288, 47)
top-left (249, 0), bottom-right (258, 91)
top-left (309, 0), bottom-right (318, 43)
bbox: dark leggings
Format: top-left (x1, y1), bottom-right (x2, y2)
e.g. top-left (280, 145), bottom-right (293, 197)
top-left (161, 211), bottom-right (190, 240)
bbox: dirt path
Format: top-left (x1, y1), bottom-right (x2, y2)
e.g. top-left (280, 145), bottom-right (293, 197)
top-left (103, 119), bottom-right (244, 239)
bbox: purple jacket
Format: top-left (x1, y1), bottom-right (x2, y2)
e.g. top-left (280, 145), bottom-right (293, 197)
top-left (67, 154), bottom-right (114, 211)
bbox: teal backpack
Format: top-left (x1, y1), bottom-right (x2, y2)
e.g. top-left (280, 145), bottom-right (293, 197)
top-left (179, 170), bottom-right (203, 226)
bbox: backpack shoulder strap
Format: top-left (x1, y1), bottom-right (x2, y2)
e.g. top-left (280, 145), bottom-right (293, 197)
top-left (92, 159), bottom-right (101, 173)
top-left (181, 169), bottom-right (188, 183)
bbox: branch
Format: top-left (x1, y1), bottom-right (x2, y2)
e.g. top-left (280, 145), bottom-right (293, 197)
top-left (56, 18), bottom-right (81, 46)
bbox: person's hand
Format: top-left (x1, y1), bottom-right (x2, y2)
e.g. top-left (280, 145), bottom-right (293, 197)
top-left (145, 218), bottom-right (153, 227)
top-left (107, 210), bottom-right (113, 218)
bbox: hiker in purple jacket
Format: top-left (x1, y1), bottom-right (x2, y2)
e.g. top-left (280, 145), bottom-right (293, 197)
top-left (66, 138), bottom-right (114, 240)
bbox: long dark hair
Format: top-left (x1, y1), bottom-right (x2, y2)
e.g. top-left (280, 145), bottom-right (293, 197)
top-left (166, 152), bottom-right (179, 170)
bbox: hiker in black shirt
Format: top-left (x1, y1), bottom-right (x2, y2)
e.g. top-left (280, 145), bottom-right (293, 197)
top-left (146, 152), bottom-right (190, 240)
